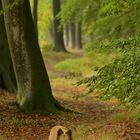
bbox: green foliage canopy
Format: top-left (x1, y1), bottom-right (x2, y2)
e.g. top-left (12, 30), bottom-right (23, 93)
top-left (79, 37), bottom-right (140, 108)
top-left (72, 0), bottom-right (140, 108)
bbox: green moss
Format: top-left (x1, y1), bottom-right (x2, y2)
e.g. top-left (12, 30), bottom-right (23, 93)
top-left (55, 58), bottom-right (93, 75)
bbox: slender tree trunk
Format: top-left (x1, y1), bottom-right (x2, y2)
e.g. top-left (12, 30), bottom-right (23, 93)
top-left (52, 0), bottom-right (66, 52)
top-left (2, 0), bottom-right (64, 112)
top-left (33, 0), bottom-right (38, 37)
top-left (68, 22), bottom-right (75, 49)
top-left (75, 22), bottom-right (82, 49)
top-left (63, 24), bottom-right (69, 47)
top-left (0, 0), bottom-right (16, 92)
top-left (48, 19), bottom-right (54, 41)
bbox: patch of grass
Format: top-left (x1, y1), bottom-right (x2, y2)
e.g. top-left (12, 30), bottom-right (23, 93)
top-left (111, 109), bottom-right (140, 122)
top-left (72, 124), bottom-right (95, 140)
top-left (112, 112), bottom-right (128, 122)
top-left (87, 49), bottom-right (119, 69)
top-left (54, 49), bottom-right (119, 77)
top-left (54, 92), bottom-right (74, 100)
top-left (100, 133), bottom-right (117, 140)
top-left (71, 124), bottom-right (117, 140)
top-left (55, 57), bottom-right (93, 76)
top-left (0, 135), bottom-right (5, 140)
top-left (51, 77), bottom-right (81, 100)
top-left (42, 50), bottom-right (76, 65)
top-left (51, 77), bottom-right (76, 86)
top-left (131, 109), bottom-right (140, 122)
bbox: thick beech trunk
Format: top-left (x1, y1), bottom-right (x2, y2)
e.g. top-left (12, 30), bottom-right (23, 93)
top-left (52, 0), bottom-right (66, 52)
top-left (0, 0), bottom-right (16, 92)
top-left (2, 0), bottom-right (64, 112)
top-left (75, 22), bottom-right (82, 49)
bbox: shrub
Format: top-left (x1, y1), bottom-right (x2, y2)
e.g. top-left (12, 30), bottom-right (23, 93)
top-left (78, 37), bottom-right (140, 109)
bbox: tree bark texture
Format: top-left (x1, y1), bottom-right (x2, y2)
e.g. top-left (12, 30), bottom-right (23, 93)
top-left (52, 0), bottom-right (66, 52)
top-left (2, 0), bottom-right (64, 112)
top-left (0, 0), bottom-right (16, 92)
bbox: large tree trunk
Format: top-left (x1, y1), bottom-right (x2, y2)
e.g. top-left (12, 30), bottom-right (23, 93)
top-left (68, 22), bottom-right (75, 49)
top-left (33, 0), bottom-right (38, 37)
top-left (2, 0), bottom-right (64, 112)
top-left (52, 0), bottom-right (66, 52)
top-left (75, 22), bottom-right (82, 49)
top-left (0, 0), bottom-right (16, 92)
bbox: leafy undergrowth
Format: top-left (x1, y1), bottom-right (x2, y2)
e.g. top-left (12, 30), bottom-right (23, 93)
top-left (0, 49), bottom-right (140, 140)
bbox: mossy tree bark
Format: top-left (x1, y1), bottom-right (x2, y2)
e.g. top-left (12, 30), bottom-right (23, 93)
top-left (52, 0), bottom-right (66, 52)
top-left (2, 0), bottom-right (64, 112)
top-left (0, 0), bottom-right (16, 92)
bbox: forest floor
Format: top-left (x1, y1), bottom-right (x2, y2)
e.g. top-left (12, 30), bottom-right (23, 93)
top-left (0, 49), bottom-right (140, 140)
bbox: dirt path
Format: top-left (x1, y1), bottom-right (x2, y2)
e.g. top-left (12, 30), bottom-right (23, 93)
top-left (1, 90), bottom-right (140, 140)
top-left (0, 50), bottom-right (140, 140)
